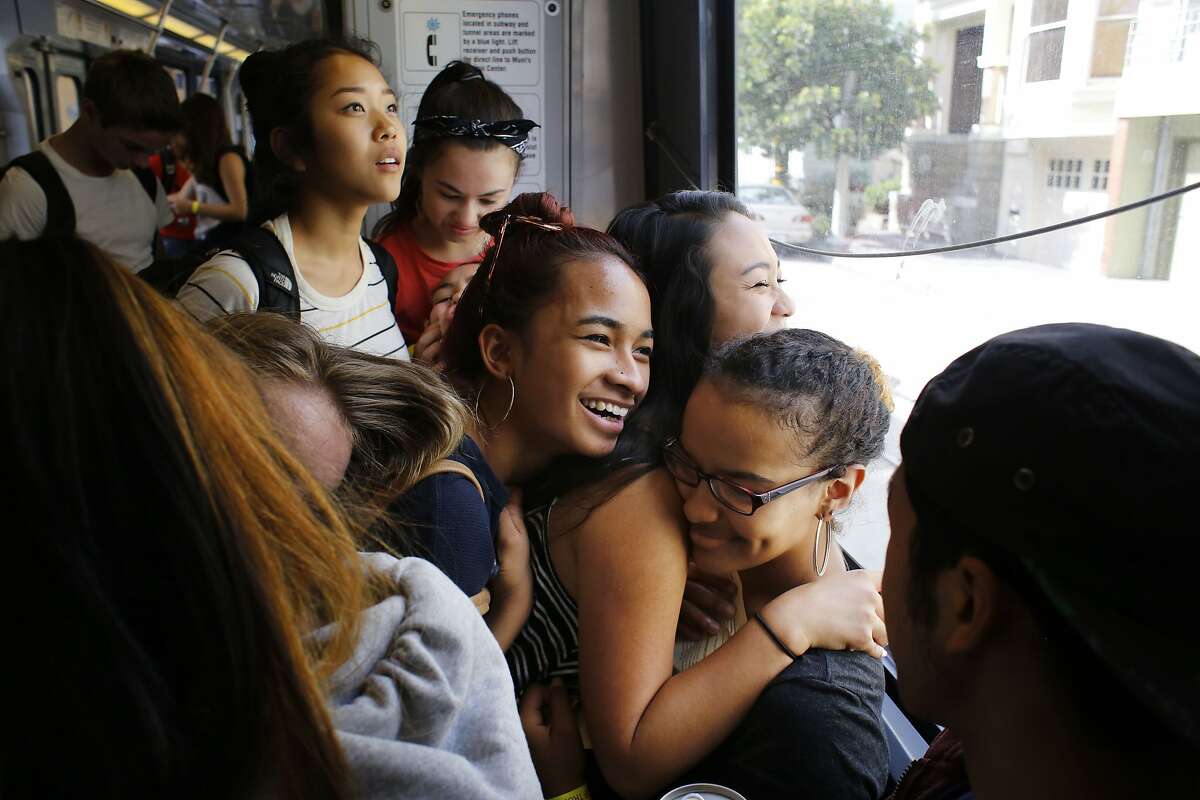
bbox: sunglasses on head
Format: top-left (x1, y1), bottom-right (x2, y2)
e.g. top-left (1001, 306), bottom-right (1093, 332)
top-left (476, 214), bottom-right (566, 312)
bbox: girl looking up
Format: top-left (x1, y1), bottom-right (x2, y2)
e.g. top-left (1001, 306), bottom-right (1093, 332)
top-left (373, 60), bottom-right (532, 353)
top-left (177, 38), bottom-right (408, 360)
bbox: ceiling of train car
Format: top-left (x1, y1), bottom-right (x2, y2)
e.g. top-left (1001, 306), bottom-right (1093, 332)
top-left (110, 0), bottom-right (327, 49)
top-left (180, 0), bottom-right (326, 45)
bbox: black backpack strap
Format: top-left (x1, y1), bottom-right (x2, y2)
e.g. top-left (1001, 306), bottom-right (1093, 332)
top-left (131, 165), bottom-right (161, 259)
top-left (7, 151), bottom-right (75, 236)
top-left (159, 149), bottom-right (176, 192)
top-left (366, 238), bottom-right (399, 311)
top-left (132, 166), bottom-right (158, 201)
top-left (232, 227), bottom-right (301, 319)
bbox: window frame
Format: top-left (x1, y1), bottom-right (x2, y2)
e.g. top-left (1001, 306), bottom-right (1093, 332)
top-left (1026, 0), bottom-right (1071, 82)
top-left (17, 67), bottom-right (45, 144)
top-left (52, 74), bottom-right (82, 134)
top-left (1090, 0), bottom-right (1139, 78)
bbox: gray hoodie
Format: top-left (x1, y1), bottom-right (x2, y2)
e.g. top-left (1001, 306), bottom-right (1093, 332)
top-left (328, 554), bottom-right (541, 799)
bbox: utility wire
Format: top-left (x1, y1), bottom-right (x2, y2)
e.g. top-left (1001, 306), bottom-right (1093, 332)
top-left (771, 180), bottom-right (1200, 259)
top-left (644, 124), bottom-right (1200, 261)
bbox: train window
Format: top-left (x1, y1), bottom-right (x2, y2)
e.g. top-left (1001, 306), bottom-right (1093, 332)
top-left (735, 0), bottom-right (1200, 567)
top-left (18, 68), bottom-right (43, 143)
top-left (164, 67), bottom-right (188, 101)
top-left (197, 76), bottom-right (218, 98)
top-left (54, 75), bottom-right (82, 132)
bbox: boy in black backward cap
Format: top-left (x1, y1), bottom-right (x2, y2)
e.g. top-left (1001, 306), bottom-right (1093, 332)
top-left (884, 323), bottom-right (1200, 800)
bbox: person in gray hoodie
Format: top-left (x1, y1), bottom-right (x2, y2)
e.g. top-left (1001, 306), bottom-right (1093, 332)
top-left (7, 236), bottom-right (540, 798)
top-left (329, 552), bottom-right (542, 799)
top-left (209, 312), bottom-right (541, 798)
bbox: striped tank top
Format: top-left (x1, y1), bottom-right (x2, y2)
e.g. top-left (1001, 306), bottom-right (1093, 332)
top-left (506, 501), bottom-right (581, 695)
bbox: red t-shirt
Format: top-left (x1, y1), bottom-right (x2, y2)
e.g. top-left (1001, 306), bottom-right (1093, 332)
top-left (148, 153), bottom-right (195, 241)
top-left (376, 222), bottom-right (486, 343)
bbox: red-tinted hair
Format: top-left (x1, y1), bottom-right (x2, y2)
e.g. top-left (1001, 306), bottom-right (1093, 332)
top-left (441, 192), bottom-right (642, 385)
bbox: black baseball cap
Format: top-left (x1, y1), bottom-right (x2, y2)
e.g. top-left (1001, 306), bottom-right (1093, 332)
top-left (900, 322), bottom-right (1200, 748)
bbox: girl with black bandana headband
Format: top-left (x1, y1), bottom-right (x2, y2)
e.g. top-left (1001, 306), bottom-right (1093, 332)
top-left (373, 61), bottom-right (537, 358)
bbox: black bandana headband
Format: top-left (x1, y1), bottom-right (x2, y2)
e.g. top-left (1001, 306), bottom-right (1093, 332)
top-left (413, 115), bottom-right (539, 156)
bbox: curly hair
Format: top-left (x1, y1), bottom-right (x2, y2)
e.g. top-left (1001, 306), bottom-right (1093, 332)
top-left (704, 329), bottom-right (892, 475)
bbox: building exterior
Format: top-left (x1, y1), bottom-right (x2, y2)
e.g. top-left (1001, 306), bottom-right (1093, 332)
top-left (907, 0), bottom-right (1198, 280)
top-left (906, 0), bottom-right (1006, 245)
top-left (1105, 0), bottom-right (1200, 281)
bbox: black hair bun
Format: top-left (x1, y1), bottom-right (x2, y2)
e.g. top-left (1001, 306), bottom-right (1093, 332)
top-left (440, 60), bottom-right (485, 83)
top-left (237, 50), bottom-right (278, 107)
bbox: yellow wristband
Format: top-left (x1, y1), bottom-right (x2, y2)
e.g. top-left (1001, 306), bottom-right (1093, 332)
top-left (190, 199), bottom-right (200, 215)
top-left (546, 785), bottom-right (590, 800)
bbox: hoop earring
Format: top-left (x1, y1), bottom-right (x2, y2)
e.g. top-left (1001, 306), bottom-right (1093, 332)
top-left (474, 376), bottom-right (516, 428)
top-left (499, 376), bottom-right (515, 425)
top-left (813, 514), bottom-right (833, 577)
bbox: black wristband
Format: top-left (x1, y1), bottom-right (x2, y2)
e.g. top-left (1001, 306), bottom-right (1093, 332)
top-left (753, 610), bottom-right (798, 660)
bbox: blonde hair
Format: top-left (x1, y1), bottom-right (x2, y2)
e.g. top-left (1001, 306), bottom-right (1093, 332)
top-left (208, 313), bottom-right (470, 532)
top-left (3, 237), bottom-right (364, 797)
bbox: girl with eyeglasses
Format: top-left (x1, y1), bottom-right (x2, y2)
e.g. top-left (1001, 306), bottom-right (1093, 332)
top-left (373, 61), bottom-right (534, 362)
top-left (504, 192), bottom-right (890, 799)
top-left (661, 329), bottom-right (893, 799)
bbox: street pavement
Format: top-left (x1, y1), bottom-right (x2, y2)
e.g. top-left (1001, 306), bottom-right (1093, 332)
top-left (783, 246), bottom-right (1198, 568)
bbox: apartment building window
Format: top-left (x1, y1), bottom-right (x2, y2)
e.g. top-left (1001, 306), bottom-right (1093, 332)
top-left (1028, 0), bottom-right (1070, 81)
top-left (949, 25), bottom-right (985, 133)
top-left (1092, 158), bottom-right (1111, 190)
top-left (1047, 158), bottom-right (1084, 188)
top-left (1091, 0), bottom-right (1138, 77)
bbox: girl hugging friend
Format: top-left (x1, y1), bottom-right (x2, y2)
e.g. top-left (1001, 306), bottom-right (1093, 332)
top-left (501, 190), bottom-right (892, 799)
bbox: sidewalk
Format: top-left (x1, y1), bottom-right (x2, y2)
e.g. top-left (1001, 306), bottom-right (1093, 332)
top-left (784, 249), bottom-right (1198, 568)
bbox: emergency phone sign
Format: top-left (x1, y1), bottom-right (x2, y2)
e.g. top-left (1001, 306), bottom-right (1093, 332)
top-left (397, 1), bottom-right (545, 191)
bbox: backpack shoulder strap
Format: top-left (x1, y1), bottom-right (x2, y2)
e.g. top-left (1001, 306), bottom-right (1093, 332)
top-left (159, 150), bottom-right (176, 191)
top-left (366, 238), bottom-right (399, 311)
top-left (230, 227), bottom-right (301, 319)
top-left (132, 165), bottom-right (158, 201)
top-left (8, 151), bottom-right (75, 236)
top-left (418, 459), bottom-right (485, 500)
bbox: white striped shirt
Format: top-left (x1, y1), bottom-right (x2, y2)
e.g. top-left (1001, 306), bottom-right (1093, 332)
top-left (177, 213), bottom-right (409, 359)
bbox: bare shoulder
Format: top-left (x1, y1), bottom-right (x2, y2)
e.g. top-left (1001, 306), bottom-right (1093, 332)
top-left (574, 467), bottom-right (688, 560)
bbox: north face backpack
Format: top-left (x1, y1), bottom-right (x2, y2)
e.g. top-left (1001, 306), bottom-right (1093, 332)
top-left (140, 225), bottom-right (399, 320)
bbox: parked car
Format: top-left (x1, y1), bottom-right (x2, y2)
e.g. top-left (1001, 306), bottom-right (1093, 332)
top-left (739, 184), bottom-right (814, 244)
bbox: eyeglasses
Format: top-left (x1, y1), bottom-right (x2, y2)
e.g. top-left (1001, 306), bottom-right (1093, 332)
top-left (662, 438), bottom-right (840, 516)
top-left (478, 214), bottom-right (565, 311)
